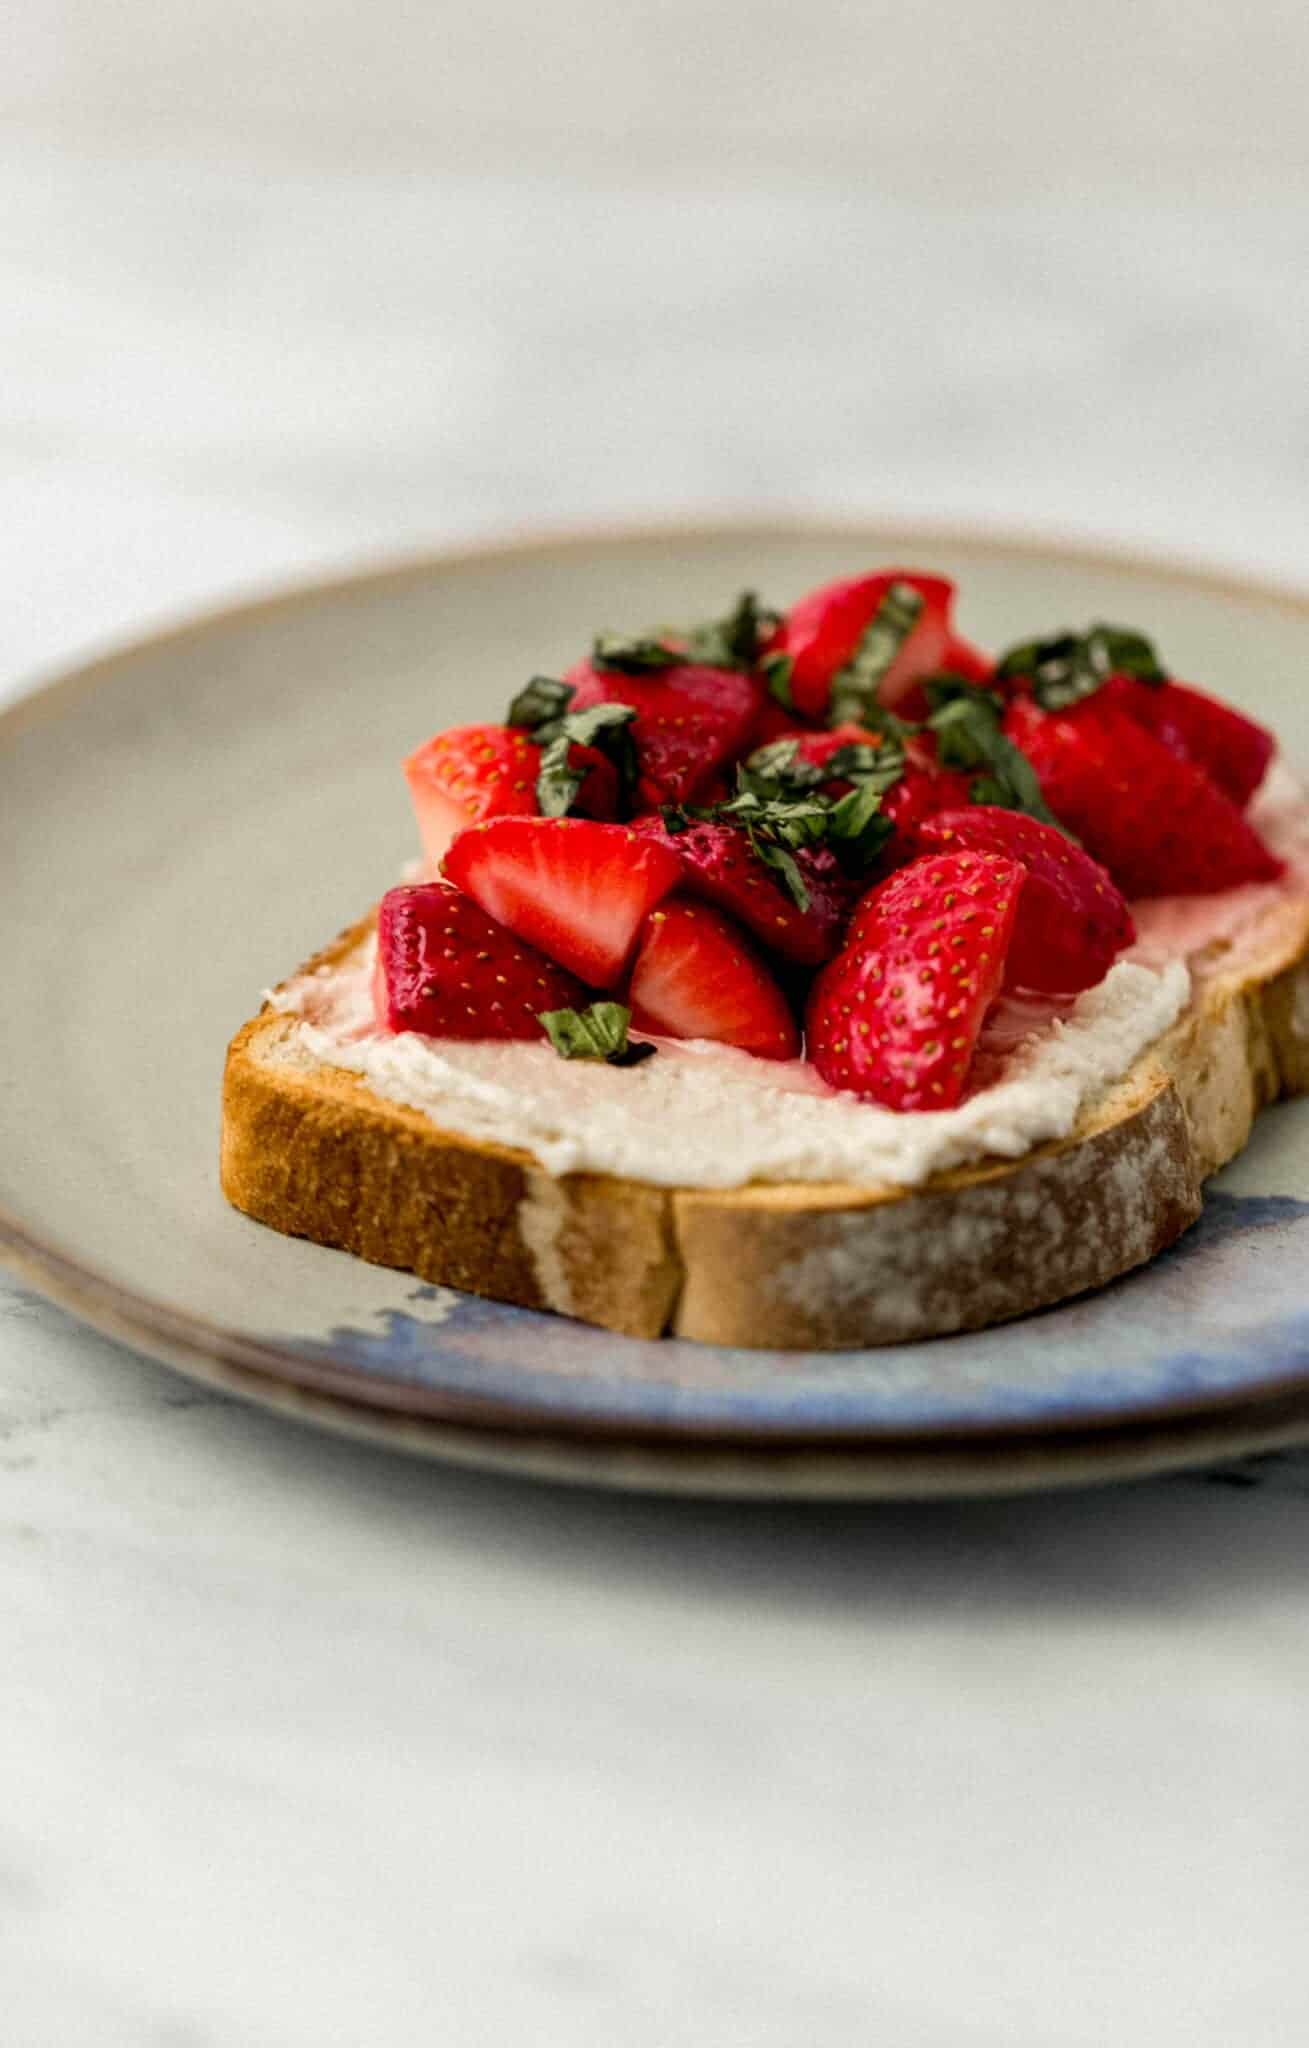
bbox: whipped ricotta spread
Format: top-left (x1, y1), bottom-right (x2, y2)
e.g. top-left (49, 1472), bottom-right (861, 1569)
top-left (266, 767), bottom-right (1307, 1193)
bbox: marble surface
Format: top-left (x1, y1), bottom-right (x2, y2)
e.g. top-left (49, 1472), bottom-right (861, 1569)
top-left (5, 20), bottom-right (1309, 2038)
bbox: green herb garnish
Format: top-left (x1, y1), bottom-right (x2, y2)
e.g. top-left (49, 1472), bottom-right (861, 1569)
top-left (505, 675), bottom-right (640, 819)
top-left (536, 701), bottom-right (639, 819)
top-left (761, 650), bottom-right (796, 709)
top-left (539, 1002), bottom-right (655, 1066)
top-left (683, 590), bottom-right (780, 670)
top-left (712, 784), bottom-right (832, 909)
top-left (507, 674), bottom-right (575, 730)
top-left (924, 678), bottom-right (1064, 829)
top-left (828, 580), bottom-right (924, 725)
top-left (825, 780), bottom-right (895, 868)
top-left (590, 633), bottom-right (681, 675)
top-left (994, 622), bottom-right (1167, 711)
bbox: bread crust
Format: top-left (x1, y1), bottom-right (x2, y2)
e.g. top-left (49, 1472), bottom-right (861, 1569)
top-left (221, 900), bottom-right (1309, 1348)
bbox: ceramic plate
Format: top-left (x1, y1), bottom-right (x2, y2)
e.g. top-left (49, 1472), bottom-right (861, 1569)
top-left (6, 521), bottom-right (1309, 1497)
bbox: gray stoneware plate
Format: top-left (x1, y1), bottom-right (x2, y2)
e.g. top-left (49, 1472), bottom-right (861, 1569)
top-left (6, 522), bottom-right (1309, 1498)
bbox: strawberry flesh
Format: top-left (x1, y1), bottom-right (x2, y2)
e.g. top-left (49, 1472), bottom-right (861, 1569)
top-left (881, 757), bottom-right (976, 842)
top-left (940, 634), bottom-right (994, 685)
top-left (916, 808), bottom-right (1135, 993)
top-left (767, 569), bottom-right (953, 721)
top-left (627, 898), bottom-right (800, 1060)
top-left (442, 816), bottom-right (683, 987)
top-left (1005, 694), bottom-right (1283, 898)
top-left (404, 723), bottom-right (616, 872)
top-left (806, 851), bottom-right (1024, 1110)
top-left (565, 658), bottom-right (761, 807)
top-left (375, 881), bottom-right (585, 1039)
top-left (629, 813), bottom-right (856, 965)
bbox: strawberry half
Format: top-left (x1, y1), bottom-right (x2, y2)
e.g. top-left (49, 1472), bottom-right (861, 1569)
top-left (880, 745), bottom-right (976, 843)
top-left (628, 898), bottom-right (800, 1060)
top-left (374, 881), bottom-right (585, 1039)
top-left (1099, 675), bottom-right (1275, 808)
top-left (915, 808), bottom-right (1135, 993)
top-left (442, 816), bottom-right (683, 987)
top-left (806, 851), bottom-right (1025, 1110)
top-left (766, 569), bottom-right (953, 721)
top-left (565, 658), bottom-right (761, 807)
top-left (629, 814), bottom-right (856, 966)
top-left (1005, 694), bottom-right (1283, 898)
top-left (404, 723), bottom-right (617, 871)
top-left (752, 697), bottom-right (821, 748)
top-left (940, 634), bottom-right (994, 686)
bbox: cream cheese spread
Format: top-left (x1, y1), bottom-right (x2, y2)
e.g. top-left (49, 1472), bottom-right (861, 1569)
top-left (265, 767), bottom-right (1306, 1192)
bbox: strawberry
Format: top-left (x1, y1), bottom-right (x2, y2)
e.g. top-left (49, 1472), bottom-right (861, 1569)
top-left (880, 751), bottom-right (976, 841)
top-left (442, 816), bottom-right (683, 987)
top-left (752, 697), bottom-right (820, 748)
top-left (915, 808), bottom-right (1135, 993)
top-left (766, 569), bottom-right (953, 721)
top-left (627, 898), bottom-right (800, 1059)
top-left (1004, 694), bottom-right (1283, 898)
top-left (629, 814), bottom-right (856, 965)
top-left (940, 634), bottom-right (994, 686)
top-left (1098, 675), bottom-right (1275, 808)
top-left (404, 724), bottom-right (617, 871)
top-left (806, 851), bottom-right (1025, 1110)
top-left (564, 658), bottom-right (762, 807)
top-left (374, 881), bottom-right (585, 1039)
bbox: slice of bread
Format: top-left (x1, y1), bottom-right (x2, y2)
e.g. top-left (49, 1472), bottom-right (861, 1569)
top-left (221, 895), bottom-right (1309, 1349)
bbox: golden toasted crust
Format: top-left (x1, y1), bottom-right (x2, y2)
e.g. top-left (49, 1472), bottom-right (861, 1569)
top-left (220, 899), bottom-right (1309, 1348)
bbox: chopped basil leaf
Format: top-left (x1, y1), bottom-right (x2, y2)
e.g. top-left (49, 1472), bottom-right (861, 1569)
top-left (738, 739), bottom-right (826, 801)
top-left (507, 674), bottom-right (574, 731)
top-left (822, 740), bottom-right (906, 796)
top-left (714, 785), bottom-right (830, 843)
top-left (828, 580), bottom-right (924, 725)
top-left (926, 687), bottom-right (1065, 831)
top-left (761, 651), bottom-right (795, 709)
top-left (826, 780), bottom-right (895, 868)
top-left (591, 632), bottom-right (681, 675)
top-left (994, 622), bottom-right (1167, 711)
top-left (712, 785), bottom-right (831, 911)
top-left (535, 702), bottom-right (639, 819)
top-left (752, 835), bottom-right (810, 909)
top-left (742, 733), bottom-right (906, 805)
top-left (539, 1001), bottom-right (653, 1065)
top-left (1084, 623), bottom-right (1166, 686)
top-left (923, 673), bottom-right (1005, 718)
top-left (683, 590), bottom-right (780, 670)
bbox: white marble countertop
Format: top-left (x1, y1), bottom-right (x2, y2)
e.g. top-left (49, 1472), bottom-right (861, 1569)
top-left (4, 28), bottom-right (1309, 2038)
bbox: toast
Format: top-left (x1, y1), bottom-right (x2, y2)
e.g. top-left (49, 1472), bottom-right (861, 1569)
top-left (221, 889), bottom-right (1309, 1348)
top-left (221, 564), bottom-right (1306, 1349)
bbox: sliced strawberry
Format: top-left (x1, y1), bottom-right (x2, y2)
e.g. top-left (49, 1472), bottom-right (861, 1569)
top-left (629, 813), bottom-right (856, 965)
top-left (442, 816), bottom-right (682, 987)
top-left (880, 756), bottom-right (976, 842)
top-left (1099, 675), bottom-right (1275, 808)
top-left (941, 634), bottom-right (994, 686)
top-left (916, 808), bottom-right (1135, 993)
top-left (806, 851), bottom-right (1025, 1110)
top-left (752, 697), bottom-right (821, 748)
top-left (565, 658), bottom-right (762, 807)
top-left (1005, 694), bottom-right (1283, 898)
top-left (375, 881), bottom-right (585, 1039)
top-left (404, 723), bottom-right (617, 871)
top-left (628, 898), bottom-right (799, 1060)
top-left (766, 569), bottom-right (953, 721)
